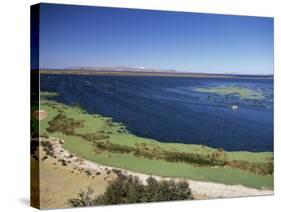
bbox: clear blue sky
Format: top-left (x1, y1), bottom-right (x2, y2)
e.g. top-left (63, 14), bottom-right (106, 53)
top-left (39, 3), bottom-right (273, 74)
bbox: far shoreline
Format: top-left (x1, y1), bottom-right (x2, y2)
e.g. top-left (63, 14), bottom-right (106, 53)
top-left (38, 69), bottom-right (274, 80)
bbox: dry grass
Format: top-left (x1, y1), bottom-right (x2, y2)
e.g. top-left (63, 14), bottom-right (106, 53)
top-left (31, 146), bottom-right (116, 209)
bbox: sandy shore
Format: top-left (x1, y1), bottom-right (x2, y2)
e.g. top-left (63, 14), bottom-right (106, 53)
top-left (42, 136), bottom-right (273, 199)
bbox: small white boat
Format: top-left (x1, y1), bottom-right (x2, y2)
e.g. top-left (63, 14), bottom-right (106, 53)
top-left (232, 105), bottom-right (239, 111)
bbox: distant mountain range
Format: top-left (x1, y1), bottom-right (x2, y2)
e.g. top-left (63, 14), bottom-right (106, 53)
top-left (66, 66), bottom-right (177, 73)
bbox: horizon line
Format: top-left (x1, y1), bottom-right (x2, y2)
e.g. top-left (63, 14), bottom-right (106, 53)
top-left (38, 67), bottom-right (274, 76)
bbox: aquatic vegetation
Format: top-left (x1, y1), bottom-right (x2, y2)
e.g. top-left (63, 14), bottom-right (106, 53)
top-left (43, 109), bottom-right (273, 175)
top-left (40, 91), bottom-right (59, 97)
top-left (193, 86), bottom-right (265, 100)
top-left (40, 91), bottom-right (59, 101)
top-left (39, 100), bottom-right (273, 190)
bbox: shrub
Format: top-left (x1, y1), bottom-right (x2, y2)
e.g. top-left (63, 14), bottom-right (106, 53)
top-left (80, 133), bottom-right (110, 142)
top-left (95, 141), bottom-right (134, 154)
top-left (67, 187), bottom-right (95, 207)
top-left (41, 140), bottom-right (55, 157)
top-left (95, 174), bottom-right (193, 205)
top-left (46, 113), bottom-right (84, 135)
top-left (229, 160), bottom-right (273, 175)
top-left (164, 151), bottom-right (227, 167)
top-left (67, 174), bottom-right (193, 207)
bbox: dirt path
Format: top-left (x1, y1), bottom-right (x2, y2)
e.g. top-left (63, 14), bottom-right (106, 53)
top-left (42, 136), bottom-right (273, 199)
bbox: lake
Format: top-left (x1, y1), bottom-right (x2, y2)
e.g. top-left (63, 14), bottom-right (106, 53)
top-left (40, 74), bottom-right (273, 152)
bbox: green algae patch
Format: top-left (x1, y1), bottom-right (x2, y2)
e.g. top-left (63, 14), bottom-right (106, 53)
top-left (193, 86), bottom-right (265, 100)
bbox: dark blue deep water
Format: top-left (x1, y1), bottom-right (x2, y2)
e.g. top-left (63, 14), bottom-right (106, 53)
top-left (40, 74), bottom-right (273, 152)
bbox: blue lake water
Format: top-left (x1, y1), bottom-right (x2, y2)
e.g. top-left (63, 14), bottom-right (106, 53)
top-left (40, 74), bottom-right (273, 152)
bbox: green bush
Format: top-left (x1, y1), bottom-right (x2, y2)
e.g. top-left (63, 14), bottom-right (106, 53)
top-left (46, 113), bottom-right (84, 135)
top-left (67, 174), bottom-right (193, 207)
top-left (164, 151), bottom-right (227, 167)
top-left (229, 160), bottom-right (273, 175)
top-left (95, 174), bottom-right (193, 205)
top-left (67, 187), bottom-right (95, 207)
top-left (80, 133), bottom-right (110, 142)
